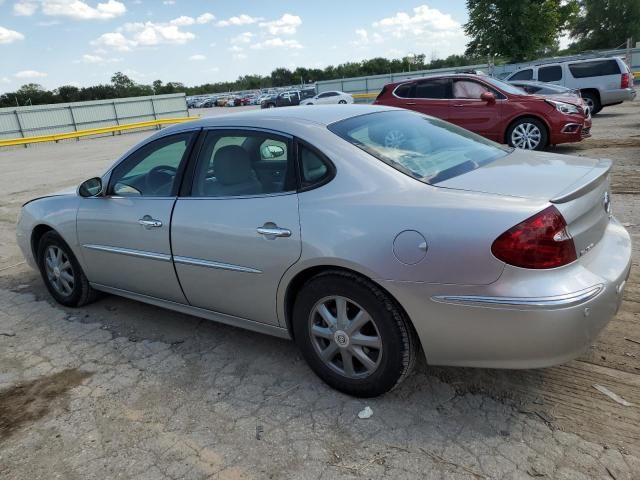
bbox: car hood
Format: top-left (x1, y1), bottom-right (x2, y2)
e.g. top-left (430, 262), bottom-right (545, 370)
top-left (23, 186), bottom-right (77, 206)
top-left (437, 149), bottom-right (609, 201)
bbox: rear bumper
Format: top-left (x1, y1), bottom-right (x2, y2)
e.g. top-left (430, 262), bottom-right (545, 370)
top-left (383, 218), bottom-right (632, 369)
top-left (601, 88), bottom-right (636, 106)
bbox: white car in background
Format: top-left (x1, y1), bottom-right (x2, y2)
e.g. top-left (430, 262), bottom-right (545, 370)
top-left (301, 91), bottom-right (354, 105)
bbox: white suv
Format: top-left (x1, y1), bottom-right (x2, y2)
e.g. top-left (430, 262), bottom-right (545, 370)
top-left (505, 57), bottom-right (636, 114)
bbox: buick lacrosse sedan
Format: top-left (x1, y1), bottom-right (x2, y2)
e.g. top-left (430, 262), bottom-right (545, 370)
top-left (17, 105), bottom-right (631, 397)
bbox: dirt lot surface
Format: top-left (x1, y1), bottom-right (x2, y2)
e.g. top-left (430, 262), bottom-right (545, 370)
top-left (0, 102), bottom-right (639, 479)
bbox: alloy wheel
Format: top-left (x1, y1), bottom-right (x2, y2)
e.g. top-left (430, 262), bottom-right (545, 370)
top-left (308, 296), bottom-right (383, 379)
top-left (384, 130), bottom-right (406, 148)
top-left (511, 123), bottom-right (542, 150)
top-left (44, 245), bottom-right (74, 296)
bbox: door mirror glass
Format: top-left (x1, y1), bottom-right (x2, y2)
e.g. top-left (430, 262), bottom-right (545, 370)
top-left (79, 177), bottom-right (103, 197)
top-left (481, 91), bottom-right (496, 103)
top-left (261, 144), bottom-right (285, 159)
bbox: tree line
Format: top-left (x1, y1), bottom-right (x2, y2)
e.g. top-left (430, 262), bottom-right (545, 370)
top-left (0, 54), bottom-right (478, 107)
top-left (1, 0), bottom-right (637, 108)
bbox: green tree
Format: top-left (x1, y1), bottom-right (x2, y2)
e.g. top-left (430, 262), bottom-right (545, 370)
top-left (569, 0), bottom-right (640, 50)
top-left (464, 0), bottom-right (575, 61)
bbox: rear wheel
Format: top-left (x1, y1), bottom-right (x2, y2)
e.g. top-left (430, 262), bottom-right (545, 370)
top-left (581, 91), bottom-right (602, 115)
top-left (507, 118), bottom-right (548, 150)
top-left (338, 100), bottom-right (347, 104)
top-left (37, 231), bottom-right (97, 307)
top-left (293, 272), bottom-right (417, 397)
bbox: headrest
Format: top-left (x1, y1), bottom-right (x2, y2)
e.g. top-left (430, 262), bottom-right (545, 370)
top-left (213, 146), bottom-right (252, 185)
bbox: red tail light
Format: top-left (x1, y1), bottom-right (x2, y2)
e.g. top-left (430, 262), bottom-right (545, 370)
top-left (491, 206), bottom-right (577, 269)
top-left (621, 73), bottom-right (630, 89)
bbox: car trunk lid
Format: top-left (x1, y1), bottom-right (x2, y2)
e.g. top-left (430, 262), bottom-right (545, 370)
top-left (438, 150), bottom-right (612, 260)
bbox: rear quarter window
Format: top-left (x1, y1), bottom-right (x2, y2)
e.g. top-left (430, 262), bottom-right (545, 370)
top-left (393, 84), bottom-right (412, 98)
top-left (568, 60), bottom-right (621, 78)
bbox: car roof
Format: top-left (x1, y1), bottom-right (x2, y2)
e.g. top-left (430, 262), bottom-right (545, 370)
top-left (389, 73), bottom-right (488, 86)
top-left (162, 105), bottom-right (396, 133)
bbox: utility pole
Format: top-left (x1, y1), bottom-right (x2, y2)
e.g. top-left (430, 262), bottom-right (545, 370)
top-left (626, 37), bottom-right (633, 69)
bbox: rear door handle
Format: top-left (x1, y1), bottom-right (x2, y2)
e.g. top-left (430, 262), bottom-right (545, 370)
top-left (138, 215), bottom-right (163, 228)
top-left (405, 102), bottom-right (417, 106)
top-left (257, 225), bottom-right (291, 238)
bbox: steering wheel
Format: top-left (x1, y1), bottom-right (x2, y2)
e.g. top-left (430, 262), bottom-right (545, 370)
top-left (145, 165), bottom-right (177, 195)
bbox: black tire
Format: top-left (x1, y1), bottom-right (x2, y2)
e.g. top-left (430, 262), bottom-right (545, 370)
top-left (37, 231), bottom-right (98, 307)
top-left (338, 100), bottom-right (347, 104)
top-left (292, 272), bottom-right (418, 397)
top-left (506, 117), bottom-right (548, 150)
top-left (581, 91), bottom-right (601, 115)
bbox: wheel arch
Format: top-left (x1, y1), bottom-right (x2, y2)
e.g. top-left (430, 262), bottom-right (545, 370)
top-left (30, 224), bottom-right (55, 262)
top-left (503, 114), bottom-right (550, 146)
top-left (281, 264), bottom-right (418, 345)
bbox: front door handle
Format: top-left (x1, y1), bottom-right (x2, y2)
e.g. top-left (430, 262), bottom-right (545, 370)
top-left (257, 224), bottom-right (291, 239)
top-left (138, 215), bottom-right (163, 229)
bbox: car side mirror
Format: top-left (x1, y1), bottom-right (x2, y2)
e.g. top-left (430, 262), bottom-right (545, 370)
top-left (78, 177), bottom-right (103, 198)
top-left (481, 91), bottom-right (496, 104)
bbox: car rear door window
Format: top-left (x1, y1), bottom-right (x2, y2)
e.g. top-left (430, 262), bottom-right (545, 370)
top-left (191, 131), bottom-right (293, 197)
top-left (510, 69), bottom-right (533, 80)
top-left (568, 60), bottom-right (621, 78)
top-left (538, 65), bottom-right (562, 82)
top-left (413, 79), bottom-right (451, 99)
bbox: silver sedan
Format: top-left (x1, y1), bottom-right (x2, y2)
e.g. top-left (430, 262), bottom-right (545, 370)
top-left (16, 105), bottom-right (632, 397)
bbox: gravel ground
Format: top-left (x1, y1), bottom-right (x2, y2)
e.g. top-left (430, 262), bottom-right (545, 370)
top-left (0, 102), bottom-right (638, 480)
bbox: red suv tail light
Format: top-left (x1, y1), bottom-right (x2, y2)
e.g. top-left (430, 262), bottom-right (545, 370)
top-left (621, 72), bottom-right (630, 89)
top-left (491, 206), bottom-right (577, 269)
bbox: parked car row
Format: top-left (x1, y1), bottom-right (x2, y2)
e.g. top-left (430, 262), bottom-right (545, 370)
top-left (504, 56), bottom-right (635, 115)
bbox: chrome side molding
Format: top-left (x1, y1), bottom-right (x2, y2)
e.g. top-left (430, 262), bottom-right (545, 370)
top-left (432, 284), bottom-right (604, 309)
top-left (83, 244), bottom-right (171, 262)
top-left (173, 255), bottom-right (262, 274)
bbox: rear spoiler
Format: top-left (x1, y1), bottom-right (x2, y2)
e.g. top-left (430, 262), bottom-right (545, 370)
top-left (550, 159), bottom-right (612, 203)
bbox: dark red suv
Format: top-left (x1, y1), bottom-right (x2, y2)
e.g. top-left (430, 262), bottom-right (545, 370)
top-left (374, 74), bottom-right (591, 150)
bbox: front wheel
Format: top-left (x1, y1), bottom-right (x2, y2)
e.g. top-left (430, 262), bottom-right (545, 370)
top-left (506, 118), bottom-right (548, 150)
top-left (338, 100), bottom-right (347, 104)
top-left (293, 272), bottom-right (418, 397)
top-left (37, 231), bottom-right (98, 307)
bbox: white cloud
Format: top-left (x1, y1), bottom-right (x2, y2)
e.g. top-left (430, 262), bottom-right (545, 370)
top-left (38, 0), bottom-right (127, 20)
top-left (250, 37), bottom-right (302, 50)
top-left (189, 54), bottom-right (205, 61)
top-left (162, 0), bottom-right (174, 4)
top-left (78, 53), bottom-right (121, 63)
top-left (15, 70), bottom-right (48, 78)
top-left (232, 52), bottom-right (247, 60)
top-left (259, 14), bottom-right (301, 35)
top-left (373, 5), bottom-right (459, 37)
top-left (13, 1), bottom-right (37, 15)
top-left (169, 16), bottom-right (195, 27)
top-left (353, 28), bottom-right (383, 47)
top-left (196, 12), bottom-right (214, 24)
top-left (230, 31), bottom-right (254, 44)
top-left (228, 45), bottom-right (243, 52)
top-left (353, 4), bottom-right (467, 57)
top-left (0, 25), bottom-right (25, 43)
top-left (92, 31), bottom-right (134, 50)
top-left (93, 20), bottom-right (195, 50)
top-left (216, 14), bottom-right (261, 27)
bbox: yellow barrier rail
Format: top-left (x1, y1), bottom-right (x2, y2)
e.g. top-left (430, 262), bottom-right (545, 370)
top-left (352, 93), bottom-right (379, 99)
top-left (0, 117), bottom-right (196, 147)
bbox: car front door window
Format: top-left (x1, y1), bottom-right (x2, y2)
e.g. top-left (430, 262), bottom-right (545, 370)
top-left (109, 133), bottom-right (194, 197)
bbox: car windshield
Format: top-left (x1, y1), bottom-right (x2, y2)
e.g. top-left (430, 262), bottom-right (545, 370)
top-left (483, 76), bottom-right (529, 95)
top-left (329, 110), bottom-right (511, 184)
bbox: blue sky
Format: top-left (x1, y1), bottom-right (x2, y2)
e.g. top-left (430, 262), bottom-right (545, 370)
top-left (0, 0), bottom-right (470, 92)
